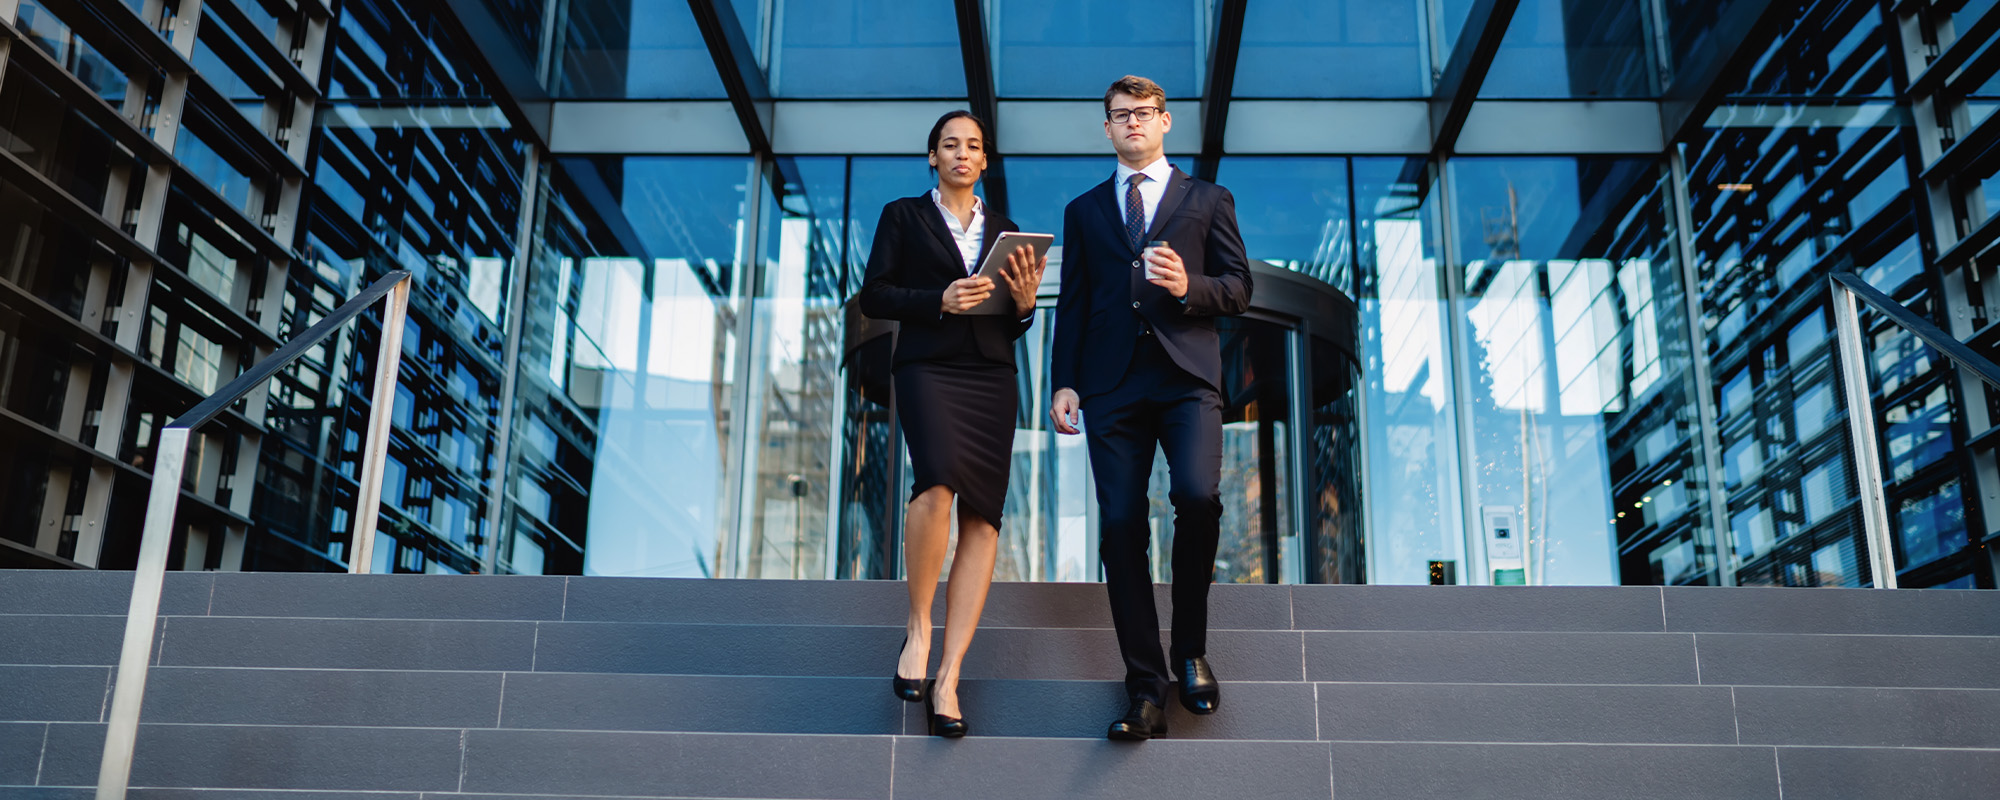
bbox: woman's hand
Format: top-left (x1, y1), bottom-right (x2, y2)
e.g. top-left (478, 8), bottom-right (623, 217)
top-left (941, 275), bottom-right (994, 314)
top-left (1000, 247), bottom-right (1047, 317)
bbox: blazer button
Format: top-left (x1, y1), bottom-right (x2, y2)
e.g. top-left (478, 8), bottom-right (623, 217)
top-left (1132, 260), bottom-right (1141, 268)
top-left (1131, 301), bottom-right (1140, 309)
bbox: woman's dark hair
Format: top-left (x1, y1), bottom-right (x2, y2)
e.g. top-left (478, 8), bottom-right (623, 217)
top-left (927, 110), bottom-right (990, 172)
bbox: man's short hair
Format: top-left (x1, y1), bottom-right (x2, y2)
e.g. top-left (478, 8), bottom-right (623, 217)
top-left (1104, 75), bottom-right (1167, 117)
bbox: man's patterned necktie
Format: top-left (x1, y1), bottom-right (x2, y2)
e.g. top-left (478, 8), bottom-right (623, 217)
top-left (1125, 173), bottom-right (1146, 252)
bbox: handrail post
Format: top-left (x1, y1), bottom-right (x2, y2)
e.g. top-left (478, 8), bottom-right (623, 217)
top-left (93, 427), bottom-right (191, 800)
top-left (94, 271), bottom-right (412, 800)
top-left (349, 278), bottom-right (411, 574)
top-left (1829, 277), bottom-right (1900, 589)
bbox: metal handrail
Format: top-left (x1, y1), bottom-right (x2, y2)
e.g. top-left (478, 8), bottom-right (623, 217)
top-left (95, 270), bottom-right (413, 800)
top-left (1827, 272), bottom-right (2000, 590)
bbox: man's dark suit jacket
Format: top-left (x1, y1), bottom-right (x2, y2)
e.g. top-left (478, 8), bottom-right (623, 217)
top-left (1051, 168), bottom-right (1254, 399)
top-left (857, 195), bottom-right (1032, 370)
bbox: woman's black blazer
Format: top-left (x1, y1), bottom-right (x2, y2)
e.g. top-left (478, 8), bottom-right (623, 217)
top-left (858, 195), bottom-right (1034, 370)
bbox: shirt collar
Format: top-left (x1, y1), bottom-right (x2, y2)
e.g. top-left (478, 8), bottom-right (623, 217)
top-left (930, 188), bottom-right (985, 216)
top-left (1114, 156), bottom-right (1174, 187)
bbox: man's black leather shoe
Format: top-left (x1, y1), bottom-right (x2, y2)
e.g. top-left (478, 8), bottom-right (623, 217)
top-left (1177, 656), bottom-right (1220, 714)
top-left (1106, 698), bottom-right (1168, 741)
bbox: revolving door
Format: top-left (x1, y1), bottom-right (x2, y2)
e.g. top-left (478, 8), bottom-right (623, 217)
top-left (836, 261), bottom-right (1361, 584)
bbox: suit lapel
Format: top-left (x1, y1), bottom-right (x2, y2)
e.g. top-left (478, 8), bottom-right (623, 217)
top-left (914, 195), bottom-right (964, 272)
top-left (1142, 168), bottom-right (1194, 244)
top-left (1090, 177), bottom-right (1130, 256)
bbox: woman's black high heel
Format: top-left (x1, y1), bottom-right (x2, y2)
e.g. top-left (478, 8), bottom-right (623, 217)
top-left (892, 636), bottom-right (926, 702)
top-left (925, 679), bottom-right (968, 738)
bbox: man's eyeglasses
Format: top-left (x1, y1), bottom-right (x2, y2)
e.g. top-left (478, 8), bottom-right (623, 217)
top-left (1107, 106), bottom-right (1163, 124)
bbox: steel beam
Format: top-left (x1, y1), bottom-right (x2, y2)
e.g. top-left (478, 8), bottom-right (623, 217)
top-left (1197, 0), bottom-right (1247, 183)
top-left (954, 0), bottom-right (1007, 215)
top-left (688, 0), bottom-right (772, 154)
top-left (1430, 0), bottom-right (1520, 155)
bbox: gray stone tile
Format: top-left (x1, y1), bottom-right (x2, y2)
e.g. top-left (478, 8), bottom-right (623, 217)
top-left (561, 577), bottom-right (907, 625)
top-left (205, 573), bottom-right (567, 621)
top-left (528, 621), bottom-right (904, 678)
top-left (1696, 633), bottom-right (2000, 689)
top-left (0, 790), bottom-right (87, 799)
top-left (987, 582), bottom-right (1288, 631)
top-left (0, 616), bottom-right (125, 666)
top-left (1317, 683), bottom-right (1738, 744)
top-left (37, 723), bottom-right (462, 791)
top-left (155, 617), bottom-right (535, 671)
top-left (892, 736), bottom-right (1332, 799)
top-left (1779, 747), bottom-right (2000, 800)
top-left (0, 570), bottom-right (214, 617)
top-left (914, 679), bottom-right (1317, 740)
top-left (142, 668), bottom-right (501, 728)
top-left (527, 621), bottom-right (1295, 682)
top-left (499, 673), bottom-right (899, 735)
top-left (1330, 742), bottom-right (1780, 800)
top-left (0, 667), bottom-right (109, 722)
top-left (1293, 585), bottom-right (1667, 632)
top-left (561, 578), bottom-right (1291, 631)
top-left (127, 793), bottom-right (420, 799)
top-left (1666, 586), bottom-right (2000, 636)
top-left (1736, 687), bottom-right (2000, 748)
top-left (460, 729), bottom-right (891, 799)
top-left (1307, 631), bottom-right (1700, 684)
top-left (0, 723), bottom-right (49, 786)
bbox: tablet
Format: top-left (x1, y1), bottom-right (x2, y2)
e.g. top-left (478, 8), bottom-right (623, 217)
top-left (963, 231), bottom-right (1054, 315)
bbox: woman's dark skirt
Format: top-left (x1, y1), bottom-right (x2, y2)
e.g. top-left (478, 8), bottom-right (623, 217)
top-left (894, 358), bottom-right (1017, 527)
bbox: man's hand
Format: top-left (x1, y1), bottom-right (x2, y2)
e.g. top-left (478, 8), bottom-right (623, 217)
top-left (1143, 244), bottom-right (1188, 298)
top-left (1050, 388), bottom-right (1081, 434)
top-left (999, 247), bottom-right (1047, 316)
top-left (941, 275), bottom-right (994, 314)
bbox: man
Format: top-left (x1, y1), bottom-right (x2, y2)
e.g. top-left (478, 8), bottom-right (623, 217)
top-left (1049, 75), bottom-right (1253, 741)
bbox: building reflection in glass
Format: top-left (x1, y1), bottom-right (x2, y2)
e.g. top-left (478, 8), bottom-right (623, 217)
top-left (1448, 158), bottom-right (1709, 586)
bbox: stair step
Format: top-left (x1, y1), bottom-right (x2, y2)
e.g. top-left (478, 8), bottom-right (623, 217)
top-left (7, 572), bottom-right (2000, 799)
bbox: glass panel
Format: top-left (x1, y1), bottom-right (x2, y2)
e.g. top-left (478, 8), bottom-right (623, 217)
top-left (1657, 0), bottom-right (1744, 95)
top-left (1234, 0), bottom-right (1429, 98)
top-left (1354, 158), bottom-right (1468, 584)
top-left (193, 4), bottom-right (281, 129)
top-left (0, 65), bottom-right (136, 211)
top-left (175, 126), bottom-right (258, 216)
top-left (772, 0), bottom-right (964, 97)
top-left (1449, 157), bottom-right (1713, 586)
top-left (552, 0), bottom-right (726, 98)
top-left (506, 157), bottom-right (752, 577)
top-left (1729, 0), bottom-right (1892, 97)
top-left (16, 1), bottom-right (131, 100)
top-left (993, 0), bottom-right (1206, 98)
top-left (1479, 0), bottom-right (1653, 98)
top-left (331, 0), bottom-right (496, 99)
top-left (1896, 478), bottom-right (1968, 570)
top-left (738, 159), bottom-right (847, 579)
top-left (1216, 157), bottom-right (1353, 291)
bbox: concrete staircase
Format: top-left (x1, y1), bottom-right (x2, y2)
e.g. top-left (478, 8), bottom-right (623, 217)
top-left (2, 570), bottom-right (1998, 799)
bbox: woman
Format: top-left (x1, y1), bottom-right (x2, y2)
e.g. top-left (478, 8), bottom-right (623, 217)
top-left (858, 110), bottom-right (1044, 738)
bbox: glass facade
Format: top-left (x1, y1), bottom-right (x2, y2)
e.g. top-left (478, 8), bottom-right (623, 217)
top-left (0, 0), bottom-right (1993, 592)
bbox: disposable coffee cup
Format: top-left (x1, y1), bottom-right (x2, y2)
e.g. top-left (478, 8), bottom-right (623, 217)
top-left (1143, 240), bottom-right (1170, 281)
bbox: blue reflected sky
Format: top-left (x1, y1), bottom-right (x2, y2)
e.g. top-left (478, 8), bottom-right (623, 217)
top-left (1480, 0), bottom-right (1652, 98)
top-left (993, 0), bottom-right (1205, 98)
top-left (774, 0), bottom-right (965, 97)
top-left (1235, 0), bottom-right (1429, 98)
top-left (557, 0), bottom-right (725, 98)
top-left (1217, 158), bottom-right (1353, 288)
top-left (598, 157), bottom-right (755, 266)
